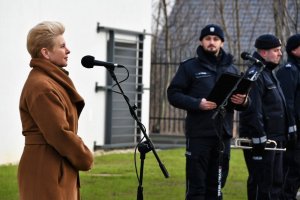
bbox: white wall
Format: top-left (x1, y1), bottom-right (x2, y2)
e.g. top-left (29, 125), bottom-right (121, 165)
top-left (0, 0), bottom-right (152, 164)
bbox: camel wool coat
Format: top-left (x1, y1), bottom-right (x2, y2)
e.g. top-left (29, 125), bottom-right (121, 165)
top-left (18, 58), bottom-right (93, 200)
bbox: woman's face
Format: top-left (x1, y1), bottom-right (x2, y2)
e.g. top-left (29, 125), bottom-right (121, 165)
top-left (43, 35), bottom-right (70, 67)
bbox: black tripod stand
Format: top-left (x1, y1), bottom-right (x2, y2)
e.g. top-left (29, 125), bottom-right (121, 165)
top-left (136, 141), bottom-right (152, 200)
top-left (105, 67), bottom-right (169, 200)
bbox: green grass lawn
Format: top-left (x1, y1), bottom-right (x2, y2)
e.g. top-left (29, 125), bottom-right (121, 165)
top-left (0, 148), bottom-right (247, 200)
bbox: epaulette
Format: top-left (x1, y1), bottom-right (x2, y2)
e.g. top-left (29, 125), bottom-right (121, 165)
top-left (180, 57), bottom-right (196, 64)
top-left (285, 63), bottom-right (292, 68)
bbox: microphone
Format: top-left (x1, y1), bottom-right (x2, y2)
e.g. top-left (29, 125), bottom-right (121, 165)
top-left (81, 55), bottom-right (123, 69)
top-left (241, 52), bottom-right (262, 64)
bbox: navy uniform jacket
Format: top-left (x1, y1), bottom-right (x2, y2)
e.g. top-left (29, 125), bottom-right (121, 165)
top-left (239, 52), bottom-right (293, 141)
top-left (167, 45), bottom-right (245, 138)
top-left (277, 56), bottom-right (300, 135)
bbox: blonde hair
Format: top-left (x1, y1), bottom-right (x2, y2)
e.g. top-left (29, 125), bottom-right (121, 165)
top-left (27, 21), bottom-right (65, 58)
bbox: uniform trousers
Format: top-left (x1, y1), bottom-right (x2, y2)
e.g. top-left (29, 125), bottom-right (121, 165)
top-left (283, 139), bottom-right (300, 200)
top-left (185, 136), bottom-right (230, 200)
top-left (243, 141), bottom-right (284, 200)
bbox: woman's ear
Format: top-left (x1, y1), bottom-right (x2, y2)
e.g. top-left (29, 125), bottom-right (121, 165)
top-left (40, 48), bottom-right (50, 59)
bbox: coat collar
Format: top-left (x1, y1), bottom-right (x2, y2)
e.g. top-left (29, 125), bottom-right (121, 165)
top-left (29, 58), bottom-right (85, 115)
top-left (196, 45), bottom-right (234, 71)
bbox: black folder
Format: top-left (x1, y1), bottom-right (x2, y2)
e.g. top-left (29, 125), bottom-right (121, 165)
top-left (207, 72), bottom-right (253, 107)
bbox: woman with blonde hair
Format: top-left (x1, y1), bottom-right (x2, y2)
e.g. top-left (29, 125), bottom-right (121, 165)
top-left (18, 21), bottom-right (93, 200)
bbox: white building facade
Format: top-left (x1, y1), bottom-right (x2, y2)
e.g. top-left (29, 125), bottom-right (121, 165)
top-left (0, 0), bottom-right (152, 164)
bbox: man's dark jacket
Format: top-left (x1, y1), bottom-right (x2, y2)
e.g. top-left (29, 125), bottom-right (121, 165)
top-left (239, 52), bottom-right (293, 141)
top-left (277, 55), bottom-right (300, 136)
top-left (167, 46), bottom-right (245, 138)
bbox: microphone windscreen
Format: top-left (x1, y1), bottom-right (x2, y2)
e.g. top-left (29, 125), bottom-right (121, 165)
top-left (241, 52), bottom-right (250, 60)
top-left (81, 55), bottom-right (95, 68)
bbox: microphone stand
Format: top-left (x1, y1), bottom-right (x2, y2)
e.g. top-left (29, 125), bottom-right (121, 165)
top-left (212, 60), bottom-right (265, 199)
top-left (137, 140), bottom-right (151, 200)
top-left (106, 67), bottom-right (169, 200)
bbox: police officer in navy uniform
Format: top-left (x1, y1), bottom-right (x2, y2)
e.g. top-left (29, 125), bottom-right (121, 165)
top-left (277, 34), bottom-right (300, 200)
top-left (239, 34), bottom-right (296, 200)
top-left (167, 24), bottom-right (248, 200)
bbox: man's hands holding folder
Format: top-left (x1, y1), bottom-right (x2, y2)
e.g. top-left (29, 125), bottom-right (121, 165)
top-left (206, 73), bottom-right (252, 108)
top-left (200, 94), bottom-right (248, 111)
